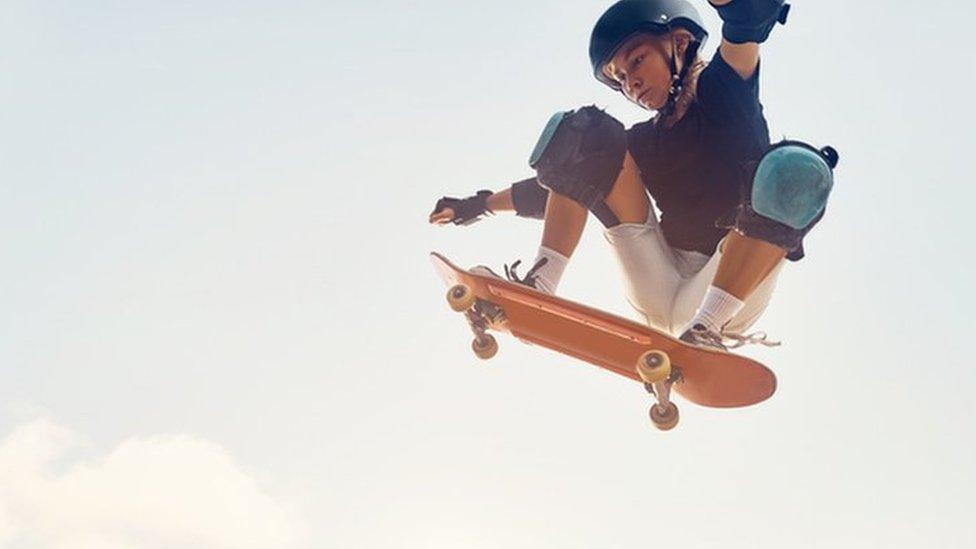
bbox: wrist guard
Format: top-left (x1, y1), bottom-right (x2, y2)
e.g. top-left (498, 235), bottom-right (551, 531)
top-left (712, 0), bottom-right (790, 44)
top-left (433, 190), bottom-right (493, 225)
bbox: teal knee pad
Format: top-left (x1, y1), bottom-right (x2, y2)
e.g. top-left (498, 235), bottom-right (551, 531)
top-left (529, 110), bottom-right (568, 168)
top-left (751, 141), bottom-right (837, 230)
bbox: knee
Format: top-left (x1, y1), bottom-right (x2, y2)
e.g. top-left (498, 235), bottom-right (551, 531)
top-left (528, 106), bottom-right (627, 210)
top-left (750, 141), bottom-right (838, 230)
top-left (729, 140), bottom-right (838, 257)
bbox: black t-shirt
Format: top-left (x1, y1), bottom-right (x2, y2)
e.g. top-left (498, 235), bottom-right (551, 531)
top-left (626, 50), bottom-right (772, 256)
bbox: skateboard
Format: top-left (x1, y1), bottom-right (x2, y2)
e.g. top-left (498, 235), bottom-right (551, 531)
top-left (431, 252), bottom-right (776, 430)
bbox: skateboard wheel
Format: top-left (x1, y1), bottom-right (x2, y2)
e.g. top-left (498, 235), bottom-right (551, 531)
top-left (649, 402), bottom-right (679, 431)
top-left (447, 284), bottom-right (476, 312)
top-left (471, 334), bottom-right (498, 360)
top-left (636, 350), bottom-right (671, 384)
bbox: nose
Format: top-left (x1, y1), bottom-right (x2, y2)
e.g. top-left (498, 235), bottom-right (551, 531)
top-left (624, 77), bottom-right (642, 99)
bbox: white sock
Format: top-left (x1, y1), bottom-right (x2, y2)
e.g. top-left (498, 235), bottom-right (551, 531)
top-left (531, 246), bottom-right (569, 294)
top-left (689, 286), bottom-right (744, 333)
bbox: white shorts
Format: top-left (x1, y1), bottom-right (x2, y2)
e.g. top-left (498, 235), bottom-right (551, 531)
top-left (603, 211), bottom-right (782, 336)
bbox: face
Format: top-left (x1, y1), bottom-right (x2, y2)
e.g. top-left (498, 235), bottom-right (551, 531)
top-left (602, 33), bottom-right (677, 111)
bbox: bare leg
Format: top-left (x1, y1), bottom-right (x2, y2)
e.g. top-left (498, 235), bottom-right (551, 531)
top-left (711, 230), bottom-right (786, 301)
top-left (541, 151), bottom-right (651, 257)
top-left (603, 152), bottom-right (650, 224)
top-left (540, 191), bottom-right (587, 258)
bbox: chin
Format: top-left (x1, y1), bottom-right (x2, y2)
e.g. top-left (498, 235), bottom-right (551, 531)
top-left (632, 91), bottom-right (665, 111)
top-left (636, 97), bottom-right (665, 112)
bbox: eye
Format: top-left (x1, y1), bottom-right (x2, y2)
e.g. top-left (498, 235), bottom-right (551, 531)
top-left (631, 54), bottom-right (644, 69)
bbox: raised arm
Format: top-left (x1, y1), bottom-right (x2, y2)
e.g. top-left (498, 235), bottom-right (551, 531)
top-left (708, 0), bottom-right (790, 80)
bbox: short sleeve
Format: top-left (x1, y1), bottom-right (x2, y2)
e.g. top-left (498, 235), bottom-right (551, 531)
top-left (696, 50), bottom-right (763, 126)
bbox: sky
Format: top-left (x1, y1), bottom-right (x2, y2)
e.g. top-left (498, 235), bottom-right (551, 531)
top-left (1, 1), bottom-right (974, 547)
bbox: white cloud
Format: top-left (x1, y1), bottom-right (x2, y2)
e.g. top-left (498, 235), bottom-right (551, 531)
top-left (0, 419), bottom-right (304, 548)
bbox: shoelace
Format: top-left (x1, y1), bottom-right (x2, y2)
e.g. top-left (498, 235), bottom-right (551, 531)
top-left (721, 330), bottom-right (781, 349)
top-left (690, 328), bottom-right (728, 350)
top-left (504, 257), bottom-right (548, 289)
top-left (686, 327), bottom-right (781, 350)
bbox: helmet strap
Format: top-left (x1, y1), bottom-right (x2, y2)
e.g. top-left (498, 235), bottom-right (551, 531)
top-left (660, 30), bottom-right (701, 118)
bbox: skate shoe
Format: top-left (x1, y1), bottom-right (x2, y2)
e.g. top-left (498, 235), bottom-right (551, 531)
top-left (679, 323), bottom-right (780, 351)
top-left (470, 257), bottom-right (551, 294)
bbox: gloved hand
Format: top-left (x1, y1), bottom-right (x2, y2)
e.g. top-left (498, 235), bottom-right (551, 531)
top-left (709, 0), bottom-right (791, 44)
top-left (428, 190), bottom-right (494, 226)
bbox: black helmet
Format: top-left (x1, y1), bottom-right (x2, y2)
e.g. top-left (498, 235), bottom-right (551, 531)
top-left (589, 0), bottom-right (708, 90)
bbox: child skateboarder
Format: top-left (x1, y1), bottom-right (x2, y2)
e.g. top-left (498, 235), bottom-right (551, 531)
top-left (429, 0), bottom-right (837, 350)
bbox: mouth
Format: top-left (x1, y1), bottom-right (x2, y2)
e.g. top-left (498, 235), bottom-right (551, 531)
top-left (637, 90), bottom-right (653, 107)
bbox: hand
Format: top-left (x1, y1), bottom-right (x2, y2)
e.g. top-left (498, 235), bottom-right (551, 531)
top-left (427, 191), bottom-right (493, 226)
top-left (710, 0), bottom-right (790, 44)
top-left (428, 205), bottom-right (457, 225)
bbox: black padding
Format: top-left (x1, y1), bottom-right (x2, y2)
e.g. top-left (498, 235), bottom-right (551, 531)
top-left (530, 106), bottom-right (627, 226)
top-left (511, 177), bottom-right (549, 220)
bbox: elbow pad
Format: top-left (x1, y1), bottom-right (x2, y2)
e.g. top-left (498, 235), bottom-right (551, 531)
top-left (511, 177), bottom-right (549, 220)
top-left (713, 0), bottom-right (790, 44)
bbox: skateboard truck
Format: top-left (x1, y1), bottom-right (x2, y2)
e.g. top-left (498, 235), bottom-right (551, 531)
top-left (448, 284), bottom-right (502, 360)
top-left (466, 308), bottom-right (498, 359)
top-left (636, 350), bottom-right (681, 431)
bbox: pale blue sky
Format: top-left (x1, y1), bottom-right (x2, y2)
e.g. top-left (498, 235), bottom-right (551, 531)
top-left (2, 1), bottom-right (974, 547)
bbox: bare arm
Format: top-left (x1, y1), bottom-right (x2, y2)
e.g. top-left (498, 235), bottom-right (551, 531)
top-left (487, 188), bottom-right (514, 212)
top-left (719, 41), bottom-right (760, 81)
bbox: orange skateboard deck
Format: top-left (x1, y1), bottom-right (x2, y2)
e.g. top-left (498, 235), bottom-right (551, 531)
top-left (432, 252), bottom-right (776, 427)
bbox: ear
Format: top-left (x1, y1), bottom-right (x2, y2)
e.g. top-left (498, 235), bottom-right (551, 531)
top-left (673, 32), bottom-right (693, 58)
